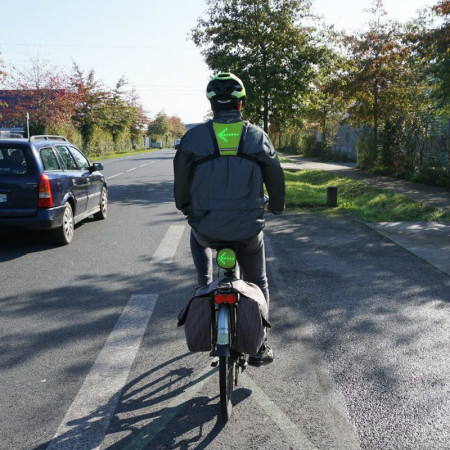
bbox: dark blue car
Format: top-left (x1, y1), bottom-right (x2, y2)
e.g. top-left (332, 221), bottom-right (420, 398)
top-left (0, 135), bottom-right (107, 244)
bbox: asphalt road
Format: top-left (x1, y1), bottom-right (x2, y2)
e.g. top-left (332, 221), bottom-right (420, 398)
top-left (0, 149), bottom-right (449, 449)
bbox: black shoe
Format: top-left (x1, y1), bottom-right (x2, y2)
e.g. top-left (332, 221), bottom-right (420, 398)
top-left (248, 344), bottom-right (274, 366)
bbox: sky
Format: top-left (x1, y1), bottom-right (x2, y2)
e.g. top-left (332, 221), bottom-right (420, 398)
top-left (0, 0), bottom-right (438, 125)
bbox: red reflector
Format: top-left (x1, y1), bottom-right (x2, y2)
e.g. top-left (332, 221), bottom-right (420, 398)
top-left (38, 174), bottom-right (53, 208)
top-left (214, 293), bottom-right (237, 304)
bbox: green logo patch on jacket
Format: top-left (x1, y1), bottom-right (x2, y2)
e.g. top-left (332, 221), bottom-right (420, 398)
top-left (212, 121), bottom-right (244, 155)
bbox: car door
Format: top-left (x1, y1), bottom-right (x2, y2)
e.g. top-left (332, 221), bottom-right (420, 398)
top-left (68, 146), bottom-right (102, 213)
top-left (54, 145), bottom-right (88, 217)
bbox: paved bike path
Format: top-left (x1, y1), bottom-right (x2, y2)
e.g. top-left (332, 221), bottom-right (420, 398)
top-left (265, 212), bottom-right (450, 449)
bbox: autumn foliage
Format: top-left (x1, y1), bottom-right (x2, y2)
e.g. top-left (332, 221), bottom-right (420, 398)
top-left (0, 58), bottom-right (185, 155)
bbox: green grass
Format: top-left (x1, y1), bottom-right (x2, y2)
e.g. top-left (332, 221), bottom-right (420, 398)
top-left (285, 170), bottom-right (450, 222)
top-left (90, 147), bottom-right (161, 161)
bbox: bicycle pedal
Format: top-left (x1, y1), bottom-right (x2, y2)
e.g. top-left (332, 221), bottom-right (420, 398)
top-left (211, 356), bottom-right (219, 367)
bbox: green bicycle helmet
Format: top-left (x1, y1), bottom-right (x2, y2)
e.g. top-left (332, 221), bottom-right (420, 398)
top-left (206, 72), bottom-right (246, 102)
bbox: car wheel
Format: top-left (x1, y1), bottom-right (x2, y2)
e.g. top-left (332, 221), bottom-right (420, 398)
top-left (53, 202), bottom-right (74, 245)
top-left (94, 186), bottom-right (108, 220)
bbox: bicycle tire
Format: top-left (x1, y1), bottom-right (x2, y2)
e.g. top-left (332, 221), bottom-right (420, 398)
top-left (219, 355), bottom-right (234, 421)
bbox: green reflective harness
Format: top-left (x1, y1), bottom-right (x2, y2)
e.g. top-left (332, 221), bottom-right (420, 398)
top-left (193, 120), bottom-right (262, 168)
top-left (212, 121), bottom-right (244, 156)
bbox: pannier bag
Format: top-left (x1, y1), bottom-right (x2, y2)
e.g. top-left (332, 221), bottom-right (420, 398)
top-left (178, 278), bottom-right (270, 354)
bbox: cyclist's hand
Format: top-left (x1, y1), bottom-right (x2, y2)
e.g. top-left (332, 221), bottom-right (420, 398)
top-left (264, 195), bottom-right (283, 214)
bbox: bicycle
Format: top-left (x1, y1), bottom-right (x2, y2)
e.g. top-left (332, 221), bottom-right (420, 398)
top-left (209, 242), bottom-right (247, 422)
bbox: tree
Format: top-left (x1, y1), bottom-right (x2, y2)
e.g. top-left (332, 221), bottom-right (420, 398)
top-left (70, 63), bottom-right (106, 151)
top-left (147, 110), bottom-right (170, 143)
top-left (2, 55), bottom-right (74, 135)
top-left (304, 31), bottom-right (351, 155)
top-left (192, 0), bottom-right (321, 132)
top-left (0, 51), bottom-right (7, 120)
top-left (406, 0), bottom-right (449, 114)
top-left (101, 77), bottom-right (132, 149)
top-left (343, 0), bottom-right (413, 166)
top-left (167, 115), bottom-right (186, 138)
top-left (0, 51), bottom-right (5, 85)
top-left (428, 0), bottom-right (450, 110)
top-left (126, 87), bottom-right (149, 148)
top-left (146, 111), bottom-right (186, 147)
top-left (401, 1), bottom-right (450, 176)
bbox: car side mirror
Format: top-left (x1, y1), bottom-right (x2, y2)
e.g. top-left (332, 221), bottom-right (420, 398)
top-left (90, 162), bottom-right (104, 172)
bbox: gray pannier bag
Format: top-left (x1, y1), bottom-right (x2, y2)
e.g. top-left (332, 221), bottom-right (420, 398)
top-left (178, 278), bottom-right (270, 355)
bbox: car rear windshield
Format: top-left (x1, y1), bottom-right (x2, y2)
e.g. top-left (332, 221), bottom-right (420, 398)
top-left (0, 147), bottom-right (32, 177)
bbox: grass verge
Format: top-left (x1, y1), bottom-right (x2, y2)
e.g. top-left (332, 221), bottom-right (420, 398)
top-left (285, 170), bottom-right (450, 222)
top-left (90, 147), bottom-right (161, 161)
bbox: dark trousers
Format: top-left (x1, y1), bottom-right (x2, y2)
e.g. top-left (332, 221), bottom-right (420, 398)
top-left (190, 229), bottom-right (270, 307)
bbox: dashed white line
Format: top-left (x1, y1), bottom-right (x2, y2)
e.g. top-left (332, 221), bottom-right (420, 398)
top-left (107, 161), bottom-right (155, 179)
top-left (47, 294), bottom-right (158, 450)
top-left (151, 224), bottom-right (186, 264)
top-left (107, 172), bottom-right (123, 179)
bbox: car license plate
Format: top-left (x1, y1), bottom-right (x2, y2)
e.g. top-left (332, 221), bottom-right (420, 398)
top-left (0, 193), bottom-right (7, 203)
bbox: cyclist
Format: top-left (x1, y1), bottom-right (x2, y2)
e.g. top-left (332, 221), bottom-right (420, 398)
top-left (174, 72), bottom-right (285, 364)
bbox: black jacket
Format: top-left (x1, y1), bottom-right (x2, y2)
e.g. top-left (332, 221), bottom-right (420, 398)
top-left (174, 110), bottom-right (285, 241)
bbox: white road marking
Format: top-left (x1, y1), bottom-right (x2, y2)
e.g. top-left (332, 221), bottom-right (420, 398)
top-left (122, 365), bottom-right (217, 450)
top-left (47, 294), bottom-right (158, 450)
top-left (107, 161), bottom-right (155, 180)
top-left (151, 225), bottom-right (186, 264)
top-left (121, 362), bottom-right (318, 450)
top-left (107, 172), bottom-right (123, 180)
top-left (240, 372), bottom-right (319, 450)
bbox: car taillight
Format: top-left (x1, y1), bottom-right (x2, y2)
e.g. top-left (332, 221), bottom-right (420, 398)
top-left (214, 293), bottom-right (238, 304)
top-left (38, 174), bottom-right (53, 208)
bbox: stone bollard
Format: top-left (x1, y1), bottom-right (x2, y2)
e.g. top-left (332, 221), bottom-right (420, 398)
top-left (327, 186), bottom-right (338, 207)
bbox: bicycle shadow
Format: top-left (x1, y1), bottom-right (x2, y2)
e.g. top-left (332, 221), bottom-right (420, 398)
top-left (107, 355), bottom-right (252, 449)
top-left (37, 352), bottom-right (252, 449)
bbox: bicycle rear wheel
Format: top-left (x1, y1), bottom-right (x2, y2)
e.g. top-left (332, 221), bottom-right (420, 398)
top-left (219, 355), bottom-right (234, 421)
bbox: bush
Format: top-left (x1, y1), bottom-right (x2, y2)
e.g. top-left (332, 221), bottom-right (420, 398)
top-left (356, 129), bottom-right (378, 169)
top-left (410, 166), bottom-right (450, 188)
top-left (302, 133), bottom-right (322, 157)
top-left (277, 129), bottom-right (304, 155)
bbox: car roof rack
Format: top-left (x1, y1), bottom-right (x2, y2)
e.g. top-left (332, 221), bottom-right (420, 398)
top-left (30, 135), bottom-right (69, 142)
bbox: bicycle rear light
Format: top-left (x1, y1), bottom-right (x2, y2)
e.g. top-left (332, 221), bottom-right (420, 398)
top-left (214, 293), bottom-right (238, 304)
top-left (217, 248), bottom-right (236, 269)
